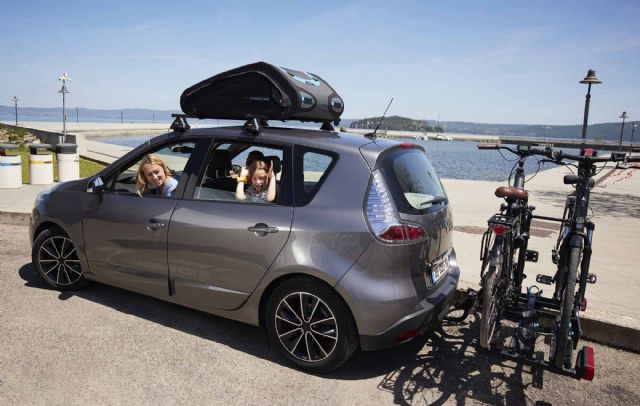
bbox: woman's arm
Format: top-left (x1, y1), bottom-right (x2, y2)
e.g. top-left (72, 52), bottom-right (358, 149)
top-left (266, 161), bottom-right (276, 202)
top-left (235, 167), bottom-right (248, 200)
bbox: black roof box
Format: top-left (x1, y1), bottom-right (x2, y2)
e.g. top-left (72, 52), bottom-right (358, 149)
top-left (180, 62), bottom-right (344, 125)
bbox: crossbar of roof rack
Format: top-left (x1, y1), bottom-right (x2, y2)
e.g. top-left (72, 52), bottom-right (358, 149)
top-left (170, 114), bottom-right (191, 133)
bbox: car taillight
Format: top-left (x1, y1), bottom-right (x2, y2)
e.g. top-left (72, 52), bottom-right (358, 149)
top-left (366, 170), bottom-right (426, 243)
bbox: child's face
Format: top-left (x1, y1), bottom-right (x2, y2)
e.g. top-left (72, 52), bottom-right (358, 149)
top-left (143, 164), bottom-right (166, 188)
top-left (251, 169), bottom-right (268, 191)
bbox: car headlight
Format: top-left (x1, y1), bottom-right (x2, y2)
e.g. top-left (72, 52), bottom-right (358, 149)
top-left (34, 190), bottom-right (52, 209)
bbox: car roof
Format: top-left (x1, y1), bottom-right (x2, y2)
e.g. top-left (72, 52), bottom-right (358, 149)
top-left (157, 125), bottom-right (374, 150)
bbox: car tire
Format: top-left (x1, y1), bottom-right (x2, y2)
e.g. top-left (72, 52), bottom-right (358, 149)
top-left (32, 226), bottom-right (89, 291)
top-left (265, 277), bottom-right (358, 373)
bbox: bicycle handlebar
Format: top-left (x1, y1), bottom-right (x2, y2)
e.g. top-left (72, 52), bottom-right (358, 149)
top-left (477, 143), bottom-right (640, 166)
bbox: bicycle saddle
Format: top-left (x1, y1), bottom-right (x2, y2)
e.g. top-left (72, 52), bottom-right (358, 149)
top-left (495, 186), bottom-right (528, 200)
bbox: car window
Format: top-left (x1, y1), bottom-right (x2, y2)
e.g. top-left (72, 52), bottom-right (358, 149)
top-left (379, 147), bottom-right (445, 213)
top-left (107, 141), bottom-right (196, 197)
top-left (193, 142), bottom-right (285, 204)
top-left (293, 147), bottom-right (337, 206)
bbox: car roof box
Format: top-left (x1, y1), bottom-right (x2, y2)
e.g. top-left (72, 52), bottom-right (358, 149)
top-left (180, 62), bottom-right (344, 125)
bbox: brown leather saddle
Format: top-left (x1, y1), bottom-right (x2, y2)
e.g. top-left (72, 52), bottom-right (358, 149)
top-left (494, 186), bottom-right (528, 200)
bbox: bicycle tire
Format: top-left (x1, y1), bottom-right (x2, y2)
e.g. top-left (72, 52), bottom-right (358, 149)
top-left (480, 262), bottom-right (501, 349)
top-left (553, 246), bottom-right (580, 368)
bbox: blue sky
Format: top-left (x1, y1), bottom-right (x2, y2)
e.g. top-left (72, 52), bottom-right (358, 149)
top-left (1, 0), bottom-right (639, 124)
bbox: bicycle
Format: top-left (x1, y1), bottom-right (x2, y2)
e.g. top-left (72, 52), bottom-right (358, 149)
top-left (477, 145), bottom-right (640, 379)
top-left (477, 144), bottom-right (547, 350)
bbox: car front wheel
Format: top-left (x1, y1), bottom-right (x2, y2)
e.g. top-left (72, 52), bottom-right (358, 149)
top-left (266, 277), bottom-right (358, 373)
top-left (32, 227), bottom-right (89, 291)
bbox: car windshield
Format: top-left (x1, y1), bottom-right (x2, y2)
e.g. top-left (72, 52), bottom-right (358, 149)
top-left (379, 147), bottom-right (446, 213)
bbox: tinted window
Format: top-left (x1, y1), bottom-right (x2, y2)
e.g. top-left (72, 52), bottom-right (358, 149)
top-left (379, 148), bottom-right (446, 214)
top-left (293, 147), bottom-right (337, 206)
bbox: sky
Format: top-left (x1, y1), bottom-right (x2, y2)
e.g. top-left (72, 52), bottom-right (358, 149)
top-left (1, 0), bottom-right (639, 125)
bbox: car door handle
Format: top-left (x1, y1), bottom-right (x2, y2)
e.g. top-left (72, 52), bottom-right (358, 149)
top-left (247, 223), bottom-right (279, 236)
top-left (146, 221), bottom-right (166, 231)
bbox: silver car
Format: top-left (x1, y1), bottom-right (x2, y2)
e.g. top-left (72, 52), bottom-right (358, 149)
top-left (30, 125), bottom-right (460, 372)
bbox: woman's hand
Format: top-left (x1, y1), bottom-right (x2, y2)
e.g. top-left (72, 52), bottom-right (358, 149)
top-left (240, 166), bottom-right (249, 178)
top-left (268, 160), bottom-right (275, 179)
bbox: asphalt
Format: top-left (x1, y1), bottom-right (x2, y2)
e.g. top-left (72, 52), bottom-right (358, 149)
top-left (1, 122), bottom-right (639, 353)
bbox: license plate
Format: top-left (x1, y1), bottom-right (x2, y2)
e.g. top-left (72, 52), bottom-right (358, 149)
top-left (429, 255), bottom-right (450, 284)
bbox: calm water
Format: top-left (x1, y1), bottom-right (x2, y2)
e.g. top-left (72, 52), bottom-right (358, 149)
top-left (99, 134), bottom-right (578, 181)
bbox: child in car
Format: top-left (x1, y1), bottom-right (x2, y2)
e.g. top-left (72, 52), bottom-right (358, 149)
top-left (235, 160), bottom-right (276, 202)
top-left (136, 154), bottom-right (179, 197)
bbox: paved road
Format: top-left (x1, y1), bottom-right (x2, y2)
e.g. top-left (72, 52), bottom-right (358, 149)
top-left (2, 223), bottom-right (639, 405)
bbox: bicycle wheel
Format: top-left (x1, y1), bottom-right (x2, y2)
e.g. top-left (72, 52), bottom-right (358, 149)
top-left (553, 246), bottom-right (580, 368)
top-left (480, 258), bottom-right (505, 350)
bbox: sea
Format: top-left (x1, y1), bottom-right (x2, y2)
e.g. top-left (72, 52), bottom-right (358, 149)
top-left (96, 133), bottom-right (578, 182)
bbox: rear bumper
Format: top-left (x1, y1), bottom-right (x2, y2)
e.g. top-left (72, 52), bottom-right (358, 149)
top-left (359, 266), bottom-right (460, 351)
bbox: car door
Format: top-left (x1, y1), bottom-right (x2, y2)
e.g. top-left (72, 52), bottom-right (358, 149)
top-left (82, 139), bottom-right (203, 298)
top-left (167, 141), bottom-right (293, 311)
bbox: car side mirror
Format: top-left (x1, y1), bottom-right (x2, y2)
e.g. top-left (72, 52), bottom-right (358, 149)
top-left (87, 176), bottom-right (106, 195)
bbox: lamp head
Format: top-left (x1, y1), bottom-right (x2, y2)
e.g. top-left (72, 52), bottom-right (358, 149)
top-left (620, 111), bottom-right (629, 119)
top-left (580, 69), bottom-right (602, 85)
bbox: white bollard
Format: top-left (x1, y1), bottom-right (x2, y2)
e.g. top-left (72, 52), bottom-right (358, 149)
top-left (57, 153), bottom-right (80, 182)
top-left (55, 144), bottom-right (80, 182)
top-left (0, 155), bottom-right (22, 188)
top-left (30, 154), bottom-right (54, 185)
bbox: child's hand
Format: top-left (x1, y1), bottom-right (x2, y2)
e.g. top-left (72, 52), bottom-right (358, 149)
top-left (268, 160), bottom-right (275, 179)
top-left (240, 167), bottom-right (249, 178)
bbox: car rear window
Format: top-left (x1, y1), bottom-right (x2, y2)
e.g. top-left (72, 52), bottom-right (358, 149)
top-left (379, 147), bottom-right (446, 214)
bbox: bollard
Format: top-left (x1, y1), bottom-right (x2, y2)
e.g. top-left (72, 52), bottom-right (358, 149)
top-left (0, 144), bottom-right (22, 189)
top-left (55, 143), bottom-right (80, 182)
top-left (28, 143), bottom-right (54, 185)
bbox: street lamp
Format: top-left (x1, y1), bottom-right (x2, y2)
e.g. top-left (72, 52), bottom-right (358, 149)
top-left (11, 96), bottom-right (19, 125)
top-left (579, 69), bottom-right (602, 152)
top-left (58, 73), bottom-right (71, 144)
top-left (630, 121), bottom-right (638, 151)
top-left (618, 111), bottom-right (628, 152)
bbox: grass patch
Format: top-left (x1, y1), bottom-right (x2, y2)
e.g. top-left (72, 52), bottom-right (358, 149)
top-left (5, 145), bottom-right (107, 184)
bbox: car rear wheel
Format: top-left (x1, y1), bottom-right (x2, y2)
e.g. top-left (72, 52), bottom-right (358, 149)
top-left (266, 277), bottom-right (358, 373)
top-left (32, 227), bottom-right (89, 291)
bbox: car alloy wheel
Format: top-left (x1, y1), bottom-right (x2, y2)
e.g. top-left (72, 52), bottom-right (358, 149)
top-left (274, 292), bottom-right (338, 363)
top-left (38, 235), bottom-right (83, 286)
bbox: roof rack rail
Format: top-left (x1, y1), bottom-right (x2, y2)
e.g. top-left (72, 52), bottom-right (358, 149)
top-left (170, 114), bottom-right (192, 133)
top-left (243, 118), bottom-right (269, 136)
top-left (320, 121), bottom-right (334, 131)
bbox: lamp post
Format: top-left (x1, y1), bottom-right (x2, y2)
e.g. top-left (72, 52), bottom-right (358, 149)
top-left (579, 69), bottom-right (602, 153)
top-left (618, 111), bottom-right (628, 152)
top-left (11, 96), bottom-right (19, 125)
top-left (58, 73), bottom-right (71, 144)
top-left (630, 122), bottom-right (638, 151)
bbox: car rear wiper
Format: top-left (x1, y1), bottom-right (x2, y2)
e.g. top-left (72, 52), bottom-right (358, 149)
top-left (419, 196), bottom-right (448, 206)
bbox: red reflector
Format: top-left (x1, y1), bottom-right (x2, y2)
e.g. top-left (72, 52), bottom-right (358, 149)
top-left (397, 330), bottom-right (418, 342)
top-left (400, 143), bottom-right (415, 149)
top-left (490, 224), bottom-right (508, 235)
top-left (581, 297), bottom-right (588, 311)
top-left (379, 225), bottom-right (426, 241)
top-left (583, 346), bottom-right (595, 381)
top-left (583, 148), bottom-right (595, 157)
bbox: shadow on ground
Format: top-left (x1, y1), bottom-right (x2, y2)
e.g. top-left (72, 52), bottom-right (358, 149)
top-left (531, 190), bottom-right (640, 218)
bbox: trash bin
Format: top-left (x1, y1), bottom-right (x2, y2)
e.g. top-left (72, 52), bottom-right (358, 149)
top-left (55, 143), bottom-right (80, 182)
top-left (28, 143), bottom-right (54, 185)
top-left (0, 144), bottom-right (22, 189)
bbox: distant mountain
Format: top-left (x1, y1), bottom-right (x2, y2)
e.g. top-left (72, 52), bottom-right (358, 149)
top-left (350, 115), bottom-right (637, 142)
top-left (0, 105), bottom-right (180, 123)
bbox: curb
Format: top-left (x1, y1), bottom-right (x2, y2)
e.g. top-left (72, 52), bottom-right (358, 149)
top-left (0, 211), bottom-right (31, 226)
top-left (455, 280), bottom-right (640, 353)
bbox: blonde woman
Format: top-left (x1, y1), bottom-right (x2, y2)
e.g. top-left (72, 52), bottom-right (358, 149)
top-left (136, 154), bottom-right (179, 196)
top-left (235, 160), bottom-right (276, 202)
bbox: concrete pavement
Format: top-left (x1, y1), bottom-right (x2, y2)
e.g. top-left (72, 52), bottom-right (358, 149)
top-left (1, 123), bottom-right (639, 351)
